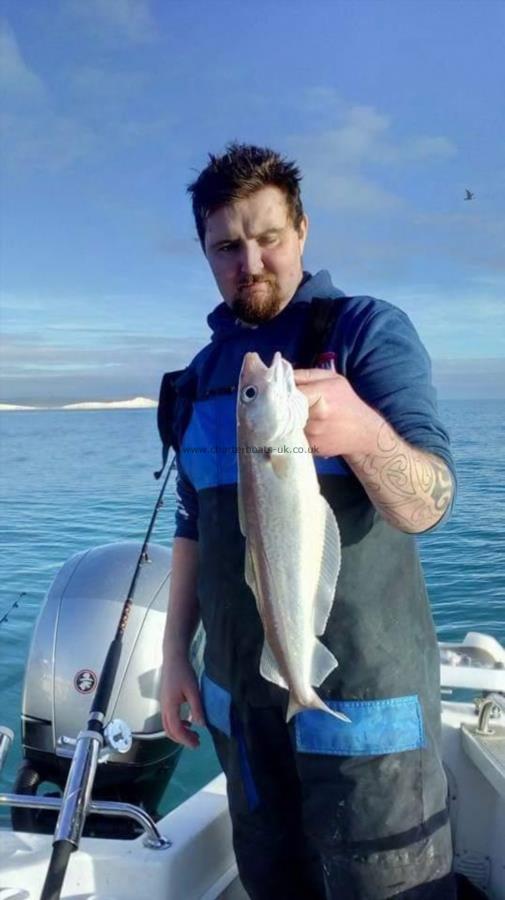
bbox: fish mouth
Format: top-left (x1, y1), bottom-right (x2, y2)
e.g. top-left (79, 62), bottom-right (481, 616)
top-left (239, 351), bottom-right (287, 383)
top-left (239, 351), bottom-right (269, 382)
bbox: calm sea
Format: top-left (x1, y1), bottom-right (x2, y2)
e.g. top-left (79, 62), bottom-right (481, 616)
top-left (1, 401), bottom-right (504, 827)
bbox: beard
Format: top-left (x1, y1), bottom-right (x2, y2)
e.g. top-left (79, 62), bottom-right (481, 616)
top-left (230, 275), bottom-right (285, 325)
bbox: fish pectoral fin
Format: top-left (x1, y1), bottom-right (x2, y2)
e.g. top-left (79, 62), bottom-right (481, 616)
top-left (260, 638), bottom-right (288, 689)
top-left (269, 449), bottom-right (290, 478)
top-left (314, 498), bottom-right (342, 636)
top-left (311, 637), bottom-right (339, 687)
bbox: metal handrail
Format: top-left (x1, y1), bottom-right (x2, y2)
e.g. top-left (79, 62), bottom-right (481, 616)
top-left (475, 692), bottom-right (505, 736)
top-left (0, 791), bottom-right (171, 849)
top-left (1, 726), bottom-right (170, 850)
top-left (0, 726), bottom-right (14, 770)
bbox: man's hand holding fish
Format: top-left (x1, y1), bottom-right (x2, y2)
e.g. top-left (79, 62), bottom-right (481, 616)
top-left (293, 366), bottom-right (383, 457)
top-left (295, 366), bottom-right (454, 534)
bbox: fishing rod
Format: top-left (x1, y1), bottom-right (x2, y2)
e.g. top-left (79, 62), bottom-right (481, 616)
top-left (0, 592), bottom-right (26, 626)
top-left (40, 455), bottom-right (177, 900)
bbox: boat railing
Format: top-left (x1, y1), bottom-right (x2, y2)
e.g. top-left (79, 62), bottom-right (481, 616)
top-left (0, 724), bottom-right (171, 850)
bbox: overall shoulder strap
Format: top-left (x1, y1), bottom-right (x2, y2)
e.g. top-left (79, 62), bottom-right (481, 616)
top-left (154, 368), bottom-right (196, 478)
top-left (297, 296), bottom-right (349, 368)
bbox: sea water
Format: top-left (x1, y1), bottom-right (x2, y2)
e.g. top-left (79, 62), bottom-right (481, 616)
top-left (0, 401), bottom-right (504, 826)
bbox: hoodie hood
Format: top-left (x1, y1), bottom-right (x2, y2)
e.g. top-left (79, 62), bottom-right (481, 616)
top-left (207, 270), bottom-right (345, 340)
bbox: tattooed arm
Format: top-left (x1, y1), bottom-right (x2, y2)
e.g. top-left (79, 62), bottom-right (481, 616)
top-left (294, 368), bottom-right (454, 534)
top-left (346, 418), bottom-right (454, 534)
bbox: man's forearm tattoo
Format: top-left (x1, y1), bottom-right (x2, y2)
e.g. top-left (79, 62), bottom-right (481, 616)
top-left (349, 422), bottom-right (453, 532)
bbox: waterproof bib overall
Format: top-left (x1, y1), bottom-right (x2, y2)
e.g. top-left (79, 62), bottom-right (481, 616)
top-left (171, 273), bottom-right (456, 899)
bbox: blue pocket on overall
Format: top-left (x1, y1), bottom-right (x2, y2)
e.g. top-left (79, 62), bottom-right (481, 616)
top-left (201, 673), bottom-right (260, 811)
top-left (295, 696), bottom-right (426, 756)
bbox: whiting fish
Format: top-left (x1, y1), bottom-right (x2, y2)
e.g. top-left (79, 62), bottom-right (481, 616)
top-left (237, 351), bottom-right (350, 724)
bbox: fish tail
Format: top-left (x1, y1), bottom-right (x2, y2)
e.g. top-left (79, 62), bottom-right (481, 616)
top-left (286, 691), bottom-right (351, 724)
top-left (319, 697), bottom-right (351, 724)
top-left (286, 693), bottom-right (305, 722)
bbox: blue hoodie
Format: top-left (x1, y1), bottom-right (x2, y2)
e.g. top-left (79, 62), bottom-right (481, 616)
top-left (174, 269), bottom-right (454, 540)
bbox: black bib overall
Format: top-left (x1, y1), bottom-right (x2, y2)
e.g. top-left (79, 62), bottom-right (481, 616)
top-left (168, 296), bottom-right (456, 899)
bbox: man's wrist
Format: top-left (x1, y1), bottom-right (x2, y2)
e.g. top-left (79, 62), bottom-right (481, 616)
top-left (163, 636), bottom-right (191, 663)
top-left (347, 403), bottom-right (386, 460)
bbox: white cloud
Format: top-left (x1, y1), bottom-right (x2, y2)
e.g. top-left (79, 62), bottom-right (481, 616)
top-left (297, 91), bottom-right (458, 164)
top-left (288, 96), bottom-right (458, 215)
top-left (0, 324), bottom-right (203, 404)
top-left (70, 65), bottom-right (148, 101)
top-left (0, 20), bottom-right (45, 98)
top-left (408, 209), bottom-right (505, 273)
top-left (65, 0), bottom-right (156, 44)
top-left (0, 110), bottom-right (100, 172)
top-left (387, 281), bottom-right (505, 358)
top-left (0, 331), bottom-right (202, 373)
top-left (302, 86), bottom-right (346, 117)
top-left (0, 13), bottom-right (164, 173)
top-left (292, 107), bottom-right (391, 169)
top-left (403, 136), bottom-right (456, 161)
top-left (307, 172), bottom-right (402, 213)
top-left (1, 101), bottom-right (169, 173)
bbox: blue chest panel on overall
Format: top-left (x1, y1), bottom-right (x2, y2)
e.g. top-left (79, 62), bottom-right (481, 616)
top-left (181, 391), bottom-right (349, 490)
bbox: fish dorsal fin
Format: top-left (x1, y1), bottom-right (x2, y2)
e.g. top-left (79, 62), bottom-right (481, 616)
top-left (311, 637), bottom-right (339, 687)
top-left (314, 497), bottom-right (341, 637)
top-left (260, 637), bottom-right (288, 689)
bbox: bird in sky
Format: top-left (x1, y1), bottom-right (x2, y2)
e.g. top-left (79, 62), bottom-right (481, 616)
top-left (464, 189), bottom-right (475, 200)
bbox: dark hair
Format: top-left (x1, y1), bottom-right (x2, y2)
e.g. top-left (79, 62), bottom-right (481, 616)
top-left (187, 142), bottom-right (304, 248)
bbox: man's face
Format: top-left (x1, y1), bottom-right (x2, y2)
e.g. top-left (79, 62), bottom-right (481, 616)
top-left (203, 185), bottom-right (308, 325)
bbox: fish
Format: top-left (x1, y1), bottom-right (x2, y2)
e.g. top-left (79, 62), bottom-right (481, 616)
top-left (236, 351), bottom-right (350, 724)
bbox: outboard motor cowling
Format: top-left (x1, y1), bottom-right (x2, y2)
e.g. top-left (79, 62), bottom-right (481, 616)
top-left (12, 541), bottom-right (203, 837)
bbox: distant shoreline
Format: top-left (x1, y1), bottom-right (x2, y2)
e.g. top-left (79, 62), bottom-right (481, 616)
top-left (0, 397), bottom-right (158, 412)
top-left (1, 396), bottom-right (503, 412)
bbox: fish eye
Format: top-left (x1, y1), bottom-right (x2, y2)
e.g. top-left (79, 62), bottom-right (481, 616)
top-left (240, 384), bottom-right (258, 403)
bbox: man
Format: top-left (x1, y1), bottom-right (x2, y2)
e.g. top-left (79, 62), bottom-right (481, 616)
top-left (160, 143), bottom-right (457, 899)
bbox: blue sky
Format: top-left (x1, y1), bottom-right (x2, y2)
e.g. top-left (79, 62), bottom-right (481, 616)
top-left (1, 0), bottom-right (504, 403)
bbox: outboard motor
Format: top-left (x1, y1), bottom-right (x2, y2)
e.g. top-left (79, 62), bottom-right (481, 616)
top-left (11, 540), bottom-right (203, 838)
